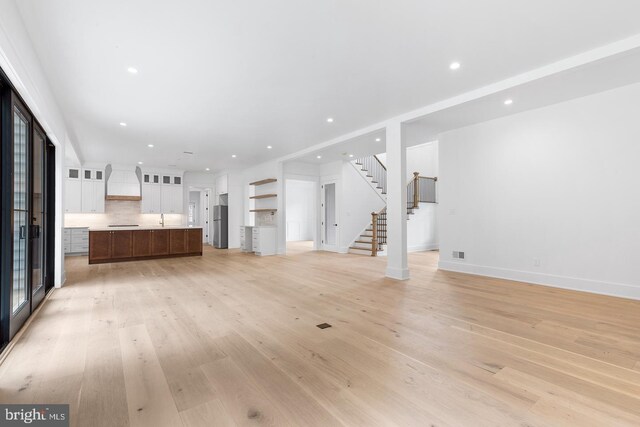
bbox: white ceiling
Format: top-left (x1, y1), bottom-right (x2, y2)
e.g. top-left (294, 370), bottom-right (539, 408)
top-left (15, 0), bottom-right (640, 172)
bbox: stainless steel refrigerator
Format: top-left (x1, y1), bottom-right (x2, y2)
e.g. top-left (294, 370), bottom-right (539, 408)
top-left (213, 205), bottom-right (228, 248)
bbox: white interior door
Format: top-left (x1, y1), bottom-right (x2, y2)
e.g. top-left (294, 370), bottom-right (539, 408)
top-left (321, 181), bottom-right (338, 252)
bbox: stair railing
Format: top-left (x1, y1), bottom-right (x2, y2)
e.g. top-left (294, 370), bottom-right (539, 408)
top-left (355, 155), bottom-right (387, 194)
top-left (417, 176), bottom-right (437, 203)
top-left (370, 208), bottom-right (387, 256)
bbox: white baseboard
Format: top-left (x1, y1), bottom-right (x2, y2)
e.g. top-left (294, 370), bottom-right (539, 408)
top-left (438, 260), bottom-right (640, 301)
top-left (408, 243), bottom-right (439, 253)
top-left (386, 266), bottom-right (410, 280)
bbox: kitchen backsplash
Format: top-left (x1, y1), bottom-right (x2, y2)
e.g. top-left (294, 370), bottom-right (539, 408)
top-left (255, 211), bottom-right (276, 226)
top-left (64, 200), bottom-right (184, 228)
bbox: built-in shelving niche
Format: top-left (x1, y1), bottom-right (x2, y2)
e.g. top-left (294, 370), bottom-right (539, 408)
top-left (249, 178), bottom-right (277, 225)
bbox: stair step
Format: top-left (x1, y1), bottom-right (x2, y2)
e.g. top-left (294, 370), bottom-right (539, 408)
top-left (349, 247), bottom-right (373, 256)
top-left (354, 240), bottom-right (372, 244)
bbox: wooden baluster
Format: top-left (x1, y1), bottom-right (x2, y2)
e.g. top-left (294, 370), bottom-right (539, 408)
top-left (413, 172), bottom-right (419, 208)
top-left (371, 211), bottom-right (378, 257)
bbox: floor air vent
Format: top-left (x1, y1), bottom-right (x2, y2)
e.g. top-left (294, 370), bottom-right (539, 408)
top-left (316, 323), bottom-right (332, 329)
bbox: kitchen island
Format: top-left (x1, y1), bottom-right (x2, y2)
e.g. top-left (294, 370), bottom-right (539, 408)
top-left (89, 226), bottom-right (202, 264)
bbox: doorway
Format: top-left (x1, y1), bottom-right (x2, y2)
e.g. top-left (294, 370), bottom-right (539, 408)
top-left (321, 181), bottom-right (338, 252)
top-left (285, 179), bottom-right (316, 253)
top-left (188, 188), bottom-right (211, 244)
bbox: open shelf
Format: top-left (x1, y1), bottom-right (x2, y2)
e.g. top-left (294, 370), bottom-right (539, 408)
top-left (250, 193), bottom-right (277, 200)
top-left (250, 209), bottom-right (278, 213)
top-left (249, 178), bottom-right (277, 186)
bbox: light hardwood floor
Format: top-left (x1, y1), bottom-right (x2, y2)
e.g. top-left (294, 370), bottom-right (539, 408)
top-left (2, 244), bottom-right (640, 426)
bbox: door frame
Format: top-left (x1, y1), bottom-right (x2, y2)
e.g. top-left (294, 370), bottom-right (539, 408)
top-left (320, 178), bottom-right (339, 252)
top-left (188, 186), bottom-right (212, 245)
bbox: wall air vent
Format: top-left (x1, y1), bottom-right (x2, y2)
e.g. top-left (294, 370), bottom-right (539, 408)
top-left (183, 151), bottom-right (194, 155)
top-left (453, 251), bottom-right (465, 260)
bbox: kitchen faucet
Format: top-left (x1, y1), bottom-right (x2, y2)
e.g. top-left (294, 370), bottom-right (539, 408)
top-left (160, 213), bottom-right (165, 227)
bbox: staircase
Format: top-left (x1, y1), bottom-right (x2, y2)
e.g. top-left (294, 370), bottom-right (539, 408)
top-left (349, 155), bottom-right (437, 256)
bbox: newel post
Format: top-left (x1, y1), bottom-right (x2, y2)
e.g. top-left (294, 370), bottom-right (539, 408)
top-left (371, 211), bottom-right (379, 257)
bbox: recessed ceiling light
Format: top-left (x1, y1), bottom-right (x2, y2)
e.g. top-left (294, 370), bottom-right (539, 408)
top-left (326, 118), bottom-right (334, 123)
top-left (137, 161), bottom-right (143, 165)
top-left (231, 154), bottom-right (237, 158)
top-left (267, 145), bottom-right (272, 149)
top-left (349, 154), bottom-right (354, 158)
top-left (375, 138), bottom-right (381, 142)
top-left (449, 62), bottom-right (461, 70)
top-left (316, 155), bottom-right (322, 159)
top-left (127, 67), bottom-right (138, 74)
top-left (119, 122), bottom-right (127, 127)
top-left (504, 99), bottom-right (514, 105)
top-left (205, 168), bottom-right (210, 171)
top-left (147, 144), bottom-right (154, 148)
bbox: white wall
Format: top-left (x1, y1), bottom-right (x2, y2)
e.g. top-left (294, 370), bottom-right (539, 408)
top-left (377, 140), bottom-right (439, 181)
top-left (285, 180), bottom-right (316, 241)
top-left (438, 82), bottom-right (640, 300)
top-left (0, 0), bottom-right (71, 286)
top-left (407, 204), bottom-right (438, 252)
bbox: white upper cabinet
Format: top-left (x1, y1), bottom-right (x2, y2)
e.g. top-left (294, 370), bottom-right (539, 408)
top-left (142, 170), bottom-right (183, 214)
top-left (80, 168), bottom-right (105, 213)
top-left (142, 183), bottom-right (161, 214)
top-left (216, 174), bottom-right (228, 195)
top-left (64, 178), bottom-right (81, 213)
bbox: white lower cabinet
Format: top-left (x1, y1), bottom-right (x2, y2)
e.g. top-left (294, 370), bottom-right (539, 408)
top-left (64, 227), bottom-right (89, 255)
top-left (251, 226), bottom-right (277, 256)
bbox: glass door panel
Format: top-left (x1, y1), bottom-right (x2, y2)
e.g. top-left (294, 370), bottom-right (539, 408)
top-left (32, 126), bottom-right (45, 307)
top-left (10, 104), bottom-right (31, 338)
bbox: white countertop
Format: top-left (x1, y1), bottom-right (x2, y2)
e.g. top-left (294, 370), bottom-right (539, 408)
top-left (89, 225), bottom-right (203, 231)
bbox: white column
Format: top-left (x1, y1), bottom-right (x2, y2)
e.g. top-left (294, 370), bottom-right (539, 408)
top-left (385, 121), bottom-right (409, 280)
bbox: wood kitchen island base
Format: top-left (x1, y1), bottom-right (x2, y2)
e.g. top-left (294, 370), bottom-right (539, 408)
top-left (89, 227), bottom-right (202, 264)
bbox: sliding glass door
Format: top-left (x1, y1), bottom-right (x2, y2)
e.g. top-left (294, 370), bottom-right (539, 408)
top-left (1, 70), bottom-right (55, 347)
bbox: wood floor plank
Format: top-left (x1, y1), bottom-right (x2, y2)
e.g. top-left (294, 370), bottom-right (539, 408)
top-left (77, 330), bottom-right (130, 427)
top-left (180, 399), bottom-right (237, 427)
top-left (118, 324), bottom-right (183, 427)
top-left (200, 356), bottom-right (294, 426)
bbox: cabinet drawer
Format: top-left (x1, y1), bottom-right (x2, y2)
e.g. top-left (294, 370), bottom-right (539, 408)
top-left (71, 243), bottom-right (88, 252)
top-left (71, 228), bottom-right (89, 236)
top-left (64, 243), bottom-right (71, 253)
top-left (71, 235), bottom-right (89, 243)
